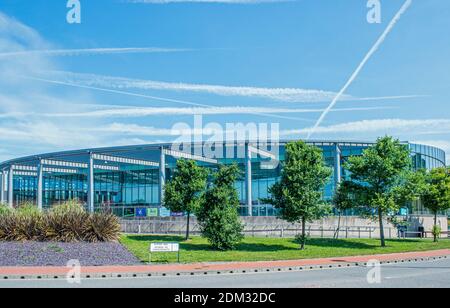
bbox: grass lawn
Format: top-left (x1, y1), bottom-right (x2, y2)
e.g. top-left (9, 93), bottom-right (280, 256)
top-left (120, 235), bottom-right (450, 264)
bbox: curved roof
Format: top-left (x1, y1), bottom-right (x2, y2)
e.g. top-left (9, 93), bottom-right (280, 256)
top-left (0, 139), bottom-right (445, 170)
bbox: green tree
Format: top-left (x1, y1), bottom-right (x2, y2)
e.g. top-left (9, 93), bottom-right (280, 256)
top-left (197, 164), bottom-right (244, 250)
top-left (333, 182), bottom-right (357, 239)
top-left (264, 141), bottom-right (332, 250)
top-left (164, 159), bottom-right (208, 240)
top-left (422, 167), bottom-right (450, 242)
top-left (342, 136), bottom-right (416, 247)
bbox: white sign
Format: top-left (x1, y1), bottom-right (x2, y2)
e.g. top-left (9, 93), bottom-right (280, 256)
top-left (150, 242), bottom-right (180, 253)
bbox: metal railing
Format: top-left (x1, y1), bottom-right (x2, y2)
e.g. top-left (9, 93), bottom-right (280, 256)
top-left (121, 220), bottom-right (404, 239)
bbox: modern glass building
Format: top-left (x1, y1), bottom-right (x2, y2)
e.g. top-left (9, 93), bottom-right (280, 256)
top-left (0, 140), bottom-right (446, 217)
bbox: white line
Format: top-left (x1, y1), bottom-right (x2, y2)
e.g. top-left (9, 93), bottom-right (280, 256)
top-left (0, 47), bottom-right (190, 58)
top-left (44, 70), bottom-right (424, 103)
top-left (25, 76), bottom-right (316, 123)
top-left (306, 0), bottom-right (413, 140)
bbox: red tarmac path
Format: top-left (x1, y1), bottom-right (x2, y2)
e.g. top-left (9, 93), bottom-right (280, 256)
top-left (1, 249), bottom-right (449, 277)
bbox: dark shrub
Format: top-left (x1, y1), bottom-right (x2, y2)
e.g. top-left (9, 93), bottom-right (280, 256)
top-left (45, 201), bottom-right (89, 242)
top-left (83, 213), bottom-right (121, 243)
top-left (0, 201), bottom-right (121, 243)
top-left (13, 203), bottom-right (46, 241)
top-left (0, 210), bottom-right (17, 241)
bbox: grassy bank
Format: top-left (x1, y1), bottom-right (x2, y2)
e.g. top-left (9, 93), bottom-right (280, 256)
top-left (120, 235), bottom-right (450, 264)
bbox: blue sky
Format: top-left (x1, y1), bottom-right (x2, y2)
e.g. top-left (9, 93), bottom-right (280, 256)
top-left (0, 0), bottom-right (449, 163)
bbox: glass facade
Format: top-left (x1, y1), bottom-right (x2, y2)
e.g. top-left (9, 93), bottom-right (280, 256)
top-left (1, 141), bottom-right (446, 217)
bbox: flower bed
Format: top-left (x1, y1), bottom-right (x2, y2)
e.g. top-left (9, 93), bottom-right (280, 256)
top-left (0, 241), bottom-right (140, 266)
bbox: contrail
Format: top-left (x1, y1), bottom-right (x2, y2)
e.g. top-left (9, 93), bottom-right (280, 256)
top-left (24, 76), bottom-right (316, 123)
top-left (42, 70), bottom-right (425, 103)
top-left (0, 106), bottom-right (393, 119)
top-left (306, 0), bottom-right (413, 140)
top-left (356, 95), bottom-right (428, 101)
top-left (0, 47), bottom-right (190, 58)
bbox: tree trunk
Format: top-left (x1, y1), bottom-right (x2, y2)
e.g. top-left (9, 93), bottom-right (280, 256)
top-left (434, 212), bottom-right (438, 243)
top-left (186, 212), bottom-right (191, 241)
top-left (335, 211), bottom-right (342, 239)
top-left (378, 209), bottom-right (386, 247)
top-left (300, 217), bottom-right (306, 250)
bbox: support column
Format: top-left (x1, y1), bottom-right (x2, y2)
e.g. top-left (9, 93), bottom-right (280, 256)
top-left (159, 147), bottom-right (166, 205)
top-left (0, 170), bottom-right (5, 204)
top-left (8, 166), bottom-right (13, 208)
top-left (245, 142), bottom-right (253, 216)
top-left (334, 143), bottom-right (342, 190)
top-left (37, 160), bottom-right (43, 211)
top-left (87, 153), bottom-right (94, 213)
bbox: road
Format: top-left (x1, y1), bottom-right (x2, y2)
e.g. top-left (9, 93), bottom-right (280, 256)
top-left (1, 258), bottom-right (450, 288)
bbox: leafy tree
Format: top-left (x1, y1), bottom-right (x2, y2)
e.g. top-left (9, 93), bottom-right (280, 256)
top-left (164, 159), bottom-right (208, 240)
top-left (341, 136), bottom-right (416, 247)
top-left (197, 164), bottom-right (244, 250)
top-left (333, 182), bottom-right (357, 239)
top-left (264, 141), bottom-right (332, 250)
top-left (422, 167), bottom-right (450, 242)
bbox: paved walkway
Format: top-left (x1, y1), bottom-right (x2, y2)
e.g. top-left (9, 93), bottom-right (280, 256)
top-left (1, 249), bottom-right (449, 278)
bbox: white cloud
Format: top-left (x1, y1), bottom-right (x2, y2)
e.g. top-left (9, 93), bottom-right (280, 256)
top-left (282, 119), bottom-right (450, 136)
top-left (0, 12), bottom-right (109, 159)
top-left (41, 71), bottom-right (349, 103)
top-left (282, 118), bottom-right (450, 164)
top-left (0, 120), bottom-right (102, 153)
top-left (98, 123), bottom-right (175, 136)
top-left (0, 106), bottom-right (393, 118)
top-left (41, 71), bottom-right (423, 104)
top-left (0, 12), bottom-right (46, 49)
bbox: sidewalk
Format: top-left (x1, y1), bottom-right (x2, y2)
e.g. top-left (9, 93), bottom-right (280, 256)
top-left (1, 249), bottom-right (449, 279)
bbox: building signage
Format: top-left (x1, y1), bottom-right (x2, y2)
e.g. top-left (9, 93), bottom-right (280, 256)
top-left (136, 208), bottom-right (147, 217)
top-left (171, 212), bottom-right (184, 217)
top-left (159, 207), bottom-right (171, 217)
top-left (147, 208), bottom-right (158, 217)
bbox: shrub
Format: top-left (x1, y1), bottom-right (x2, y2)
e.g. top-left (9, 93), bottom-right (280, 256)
top-left (294, 234), bottom-right (309, 246)
top-left (16, 202), bottom-right (41, 216)
top-left (83, 213), bottom-right (121, 243)
top-left (13, 203), bottom-right (46, 241)
top-left (432, 225), bottom-right (442, 242)
top-left (197, 165), bottom-right (244, 251)
top-left (45, 202), bottom-right (89, 242)
top-left (50, 200), bottom-right (86, 216)
top-left (0, 211), bottom-right (17, 241)
top-left (0, 200), bottom-right (121, 243)
top-left (0, 203), bottom-right (12, 217)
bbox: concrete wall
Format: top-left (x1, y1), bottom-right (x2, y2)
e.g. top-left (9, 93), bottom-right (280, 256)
top-left (121, 215), bottom-right (448, 239)
top-left (407, 215), bottom-right (448, 238)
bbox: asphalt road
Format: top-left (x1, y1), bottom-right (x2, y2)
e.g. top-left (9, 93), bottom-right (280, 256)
top-left (1, 257), bottom-right (450, 288)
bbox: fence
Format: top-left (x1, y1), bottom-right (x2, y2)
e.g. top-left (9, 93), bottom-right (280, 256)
top-left (121, 220), bottom-right (400, 239)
